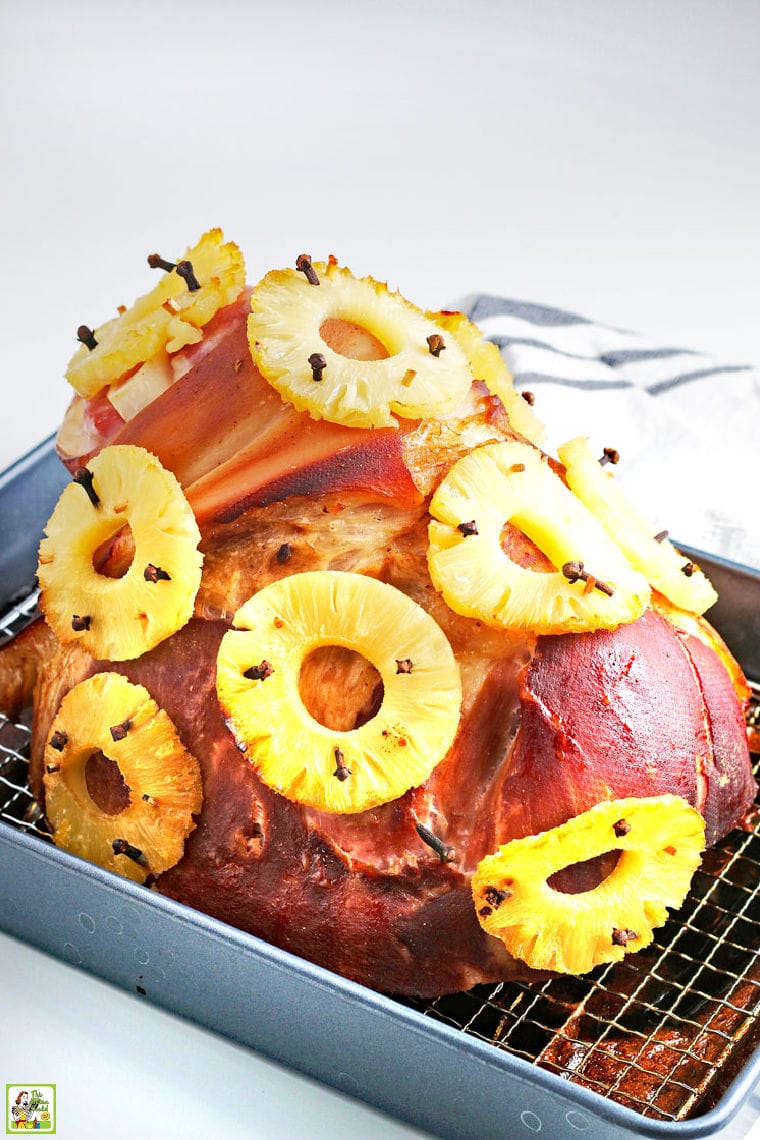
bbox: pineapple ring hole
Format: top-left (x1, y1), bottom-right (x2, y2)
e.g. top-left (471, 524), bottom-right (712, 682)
top-left (319, 317), bottom-right (391, 362)
top-left (84, 749), bottom-right (131, 816)
top-left (500, 521), bottom-right (555, 573)
top-left (298, 645), bottom-right (384, 731)
top-left (91, 522), bottom-right (136, 579)
top-left (547, 849), bottom-right (622, 894)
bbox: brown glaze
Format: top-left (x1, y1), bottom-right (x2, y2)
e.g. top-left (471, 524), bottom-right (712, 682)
top-left (4, 289), bottom-right (754, 997)
top-left (15, 501), bottom-right (755, 996)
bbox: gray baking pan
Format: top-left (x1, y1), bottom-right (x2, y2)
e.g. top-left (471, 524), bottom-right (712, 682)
top-left (1, 437), bottom-right (758, 1140)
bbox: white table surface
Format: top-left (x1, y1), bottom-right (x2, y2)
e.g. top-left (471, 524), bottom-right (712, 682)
top-left (1, 2), bottom-right (759, 1137)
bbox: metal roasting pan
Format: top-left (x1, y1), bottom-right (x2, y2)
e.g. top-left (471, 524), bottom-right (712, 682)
top-left (1, 436), bottom-right (758, 1140)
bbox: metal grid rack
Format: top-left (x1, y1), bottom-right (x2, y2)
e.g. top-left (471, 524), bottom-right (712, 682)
top-left (402, 690), bottom-right (760, 1124)
top-left (1, 590), bottom-right (758, 1126)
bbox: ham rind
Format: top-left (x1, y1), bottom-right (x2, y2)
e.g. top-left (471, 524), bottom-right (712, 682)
top-left (57, 393), bottom-right (127, 471)
top-left (111, 304), bottom-right (294, 488)
top-left (79, 296), bottom-right (422, 524)
top-left (56, 293), bottom-right (255, 471)
top-left (59, 296), bottom-right (517, 528)
top-left (185, 415), bottom-right (420, 525)
top-left (503, 611), bottom-right (715, 838)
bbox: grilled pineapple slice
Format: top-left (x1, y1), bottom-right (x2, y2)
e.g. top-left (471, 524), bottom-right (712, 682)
top-left (427, 308), bottom-right (545, 446)
top-left (559, 436), bottom-right (717, 615)
top-left (43, 672), bottom-right (202, 883)
top-left (427, 440), bottom-right (650, 634)
top-left (472, 796), bottom-right (705, 974)
top-left (37, 445), bottom-right (203, 661)
top-left (66, 228), bottom-right (245, 397)
top-left (247, 259), bottom-right (473, 429)
top-left (216, 570), bottom-right (462, 813)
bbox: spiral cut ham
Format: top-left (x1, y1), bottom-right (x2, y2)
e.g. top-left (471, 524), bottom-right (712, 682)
top-left (1, 273), bottom-right (755, 997)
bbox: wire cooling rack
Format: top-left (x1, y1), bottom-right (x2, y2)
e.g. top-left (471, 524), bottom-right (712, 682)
top-left (402, 686), bottom-right (760, 1123)
top-left (1, 591), bottom-right (758, 1125)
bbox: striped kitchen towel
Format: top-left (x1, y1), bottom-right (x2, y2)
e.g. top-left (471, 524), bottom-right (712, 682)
top-left (464, 294), bottom-right (760, 572)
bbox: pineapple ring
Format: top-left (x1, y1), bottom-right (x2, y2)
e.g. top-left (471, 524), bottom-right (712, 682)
top-left (38, 445), bottom-right (203, 661)
top-left (426, 308), bottom-right (546, 447)
top-left (427, 440), bottom-right (650, 634)
top-left (247, 261), bottom-right (473, 429)
top-left (43, 672), bottom-right (203, 884)
top-left (472, 796), bottom-right (705, 974)
top-left (66, 228), bottom-right (246, 397)
top-left (558, 436), bottom-right (718, 615)
top-left (216, 570), bottom-right (462, 814)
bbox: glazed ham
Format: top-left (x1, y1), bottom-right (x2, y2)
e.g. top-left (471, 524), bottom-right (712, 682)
top-left (1, 275), bottom-right (755, 997)
top-left (57, 292), bottom-right (426, 523)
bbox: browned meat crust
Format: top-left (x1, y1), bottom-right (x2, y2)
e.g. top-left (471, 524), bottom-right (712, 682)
top-left (0, 619), bottom-right (58, 721)
top-left (15, 490), bottom-right (755, 995)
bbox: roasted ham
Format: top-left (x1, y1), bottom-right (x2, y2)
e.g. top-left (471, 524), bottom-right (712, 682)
top-left (1, 261), bottom-right (755, 997)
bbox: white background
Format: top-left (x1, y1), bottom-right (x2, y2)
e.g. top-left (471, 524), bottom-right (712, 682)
top-left (1, 2), bottom-right (759, 1137)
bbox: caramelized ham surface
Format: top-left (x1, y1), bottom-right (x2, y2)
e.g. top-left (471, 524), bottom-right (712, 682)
top-left (3, 284), bottom-right (754, 997)
top-left (15, 485), bottom-right (755, 995)
top-left (57, 293), bottom-right (515, 527)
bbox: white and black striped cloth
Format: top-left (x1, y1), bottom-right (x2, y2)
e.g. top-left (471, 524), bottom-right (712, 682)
top-left (464, 294), bottom-right (760, 572)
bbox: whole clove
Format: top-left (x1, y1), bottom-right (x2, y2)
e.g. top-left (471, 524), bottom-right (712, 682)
top-left (308, 352), bottom-right (327, 381)
top-left (73, 466), bottom-right (100, 508)
top-left (77, 324), bottom-right (98, 351)
top-left (112, 838), bottom-right (147, 866)
top-left (562, 561), bottom-right (614, 597)
top-left (176, 259), bottom-right (201, 291)
top-left (144, 563), bottom-right (171, 583)
top-left (295, 253), bottom-right (320, 285)
top-left (333, 747), bottom-right (351, 781)
top-left (415, 821), bottom-right (456, 863)
top-left (147, 252), bottom-right (177, 273)
top-left (109, 719), bottom-right (132, 742)
top-left (483, 885), bottom-right (511, 909)
top-left (612, 927), bottom-right (638, 947)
